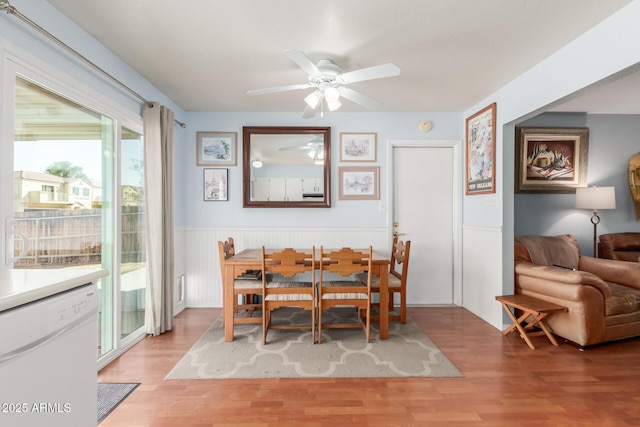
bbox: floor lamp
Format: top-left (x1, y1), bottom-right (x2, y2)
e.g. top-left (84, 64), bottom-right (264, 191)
top-left (575, 186), bottom-right (616, 257)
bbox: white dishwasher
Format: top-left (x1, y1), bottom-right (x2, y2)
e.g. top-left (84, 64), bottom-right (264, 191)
top-left (0, 269), bottom-right (106, 427)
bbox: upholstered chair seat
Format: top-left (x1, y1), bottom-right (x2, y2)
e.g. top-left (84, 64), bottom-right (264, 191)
top-left (320, 280), bottom-right (368, 300)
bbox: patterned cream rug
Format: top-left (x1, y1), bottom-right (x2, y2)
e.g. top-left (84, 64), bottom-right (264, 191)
top-left (165, 308), bottom-right (462, 379)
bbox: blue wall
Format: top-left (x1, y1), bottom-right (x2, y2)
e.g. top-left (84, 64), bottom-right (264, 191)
top-left (181, 111), bottom-right (463, 228)
top-left (514, 112), bottom-right (640, 256)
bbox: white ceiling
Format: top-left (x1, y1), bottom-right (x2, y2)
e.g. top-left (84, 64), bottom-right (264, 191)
top-left (45, 0), bottom-right (637, 116)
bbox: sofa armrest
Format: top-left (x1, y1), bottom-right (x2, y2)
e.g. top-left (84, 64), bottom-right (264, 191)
top-left (579, 256), bottom-right (640, 290)
top-left (514, 261), bottom-right (611, 298)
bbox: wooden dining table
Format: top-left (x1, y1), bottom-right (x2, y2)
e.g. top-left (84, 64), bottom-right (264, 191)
top-left (222, 248), bottom-right (391, 342)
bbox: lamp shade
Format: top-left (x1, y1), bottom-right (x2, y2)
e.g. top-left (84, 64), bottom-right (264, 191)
top-left (575, 186), bottom-right (616, 210)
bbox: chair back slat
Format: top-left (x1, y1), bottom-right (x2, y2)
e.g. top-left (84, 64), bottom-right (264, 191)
top-left (390, 238), bottom-right (411, 281)
top-left (262, 247), bottom-right (312, 278)
top-left (320, 247), bottom-right (371, 277)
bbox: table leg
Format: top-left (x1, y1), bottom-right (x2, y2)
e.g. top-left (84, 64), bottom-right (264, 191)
top-left (378, 267), bottom-right (389, 340)
top-left (500, 302), bottom-right (536, 350)
top-left (224, 264), bottom-right (235, 342)
top-left (525, 313), bottom-right (560, 347)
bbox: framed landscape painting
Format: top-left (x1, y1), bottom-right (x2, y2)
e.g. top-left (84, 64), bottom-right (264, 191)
top-left (196, 132), bottom-right (237, 166)
top-left (339, 132), bottom-right (376, 162)
top-left (338, 166), bottom-right (380, 200)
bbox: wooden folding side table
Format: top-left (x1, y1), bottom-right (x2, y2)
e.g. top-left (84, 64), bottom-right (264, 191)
top-left (496, 294), bottom-right (567, 350)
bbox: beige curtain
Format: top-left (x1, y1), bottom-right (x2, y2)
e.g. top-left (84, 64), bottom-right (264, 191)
top-left (143, 102), bottom-right (175, 335)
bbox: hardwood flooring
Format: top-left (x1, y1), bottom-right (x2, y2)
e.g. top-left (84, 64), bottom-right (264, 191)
top-left (98, 307), bottom-right (640, 426)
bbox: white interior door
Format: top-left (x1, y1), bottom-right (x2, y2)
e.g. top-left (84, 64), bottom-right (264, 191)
top-left (392, 144), bottom-right (455, 304)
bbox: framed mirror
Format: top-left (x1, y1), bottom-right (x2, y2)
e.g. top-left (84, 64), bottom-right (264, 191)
top-left (243, 126), bottom-right (331, 208)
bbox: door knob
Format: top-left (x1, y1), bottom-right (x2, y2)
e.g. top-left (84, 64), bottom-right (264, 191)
top-left (393, 231), bottom-right (406, 237)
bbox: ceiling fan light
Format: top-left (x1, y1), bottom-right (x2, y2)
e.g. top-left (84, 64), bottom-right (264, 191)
top-left (327, 98), bottom-right (341, 111)
top-left (324, 86), bottom-right (340, 102)
top-left (304, 90), bottom-right (322, 109)
top-left (252, 160), bottom-right (263, 168)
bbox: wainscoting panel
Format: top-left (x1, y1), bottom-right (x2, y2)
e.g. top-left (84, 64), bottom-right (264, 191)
top-left (179, 227), bottom-right (389, 308)
top-left (462, 225), bottom-right (503, 330)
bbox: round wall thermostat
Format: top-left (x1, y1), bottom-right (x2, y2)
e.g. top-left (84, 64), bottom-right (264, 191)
top-left (419, 120), bottom-right (432, 132)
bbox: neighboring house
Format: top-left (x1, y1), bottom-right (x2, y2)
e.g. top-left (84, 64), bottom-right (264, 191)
top-left (13, 170), bottom-right (70, 211)
top-left (13, 170), bottom-right (103, 211)
top-left (122, 185), bottom-right (143, 206)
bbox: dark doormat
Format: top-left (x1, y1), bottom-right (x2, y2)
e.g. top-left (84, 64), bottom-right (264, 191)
top-left (97, 382), bottom-right (140, 423)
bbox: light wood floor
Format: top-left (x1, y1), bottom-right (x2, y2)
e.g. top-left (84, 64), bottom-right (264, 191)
top-left (98, 307), bottom-right (640, 426)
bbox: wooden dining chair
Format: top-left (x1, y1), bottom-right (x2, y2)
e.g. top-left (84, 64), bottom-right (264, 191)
top-left (318, 246), bottom-right (373, 343)
top-left (261, 247), bottom-right (316, 344)
top-left (217, 237), bottom-right (262, 326)
top-left (370, 237), bottom-right (411, 324)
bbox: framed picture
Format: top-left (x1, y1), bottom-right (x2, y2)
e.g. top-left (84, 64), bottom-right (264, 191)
top-left (340, 132), bottom-right (377, 162)
top-left (203, 168), bottom-right (228, 201)
top-left (338, 166), bottom-right (380, 200)
top-left (465, 103), bottom-right (496, 195)
top-left (196, 132), bottom-right (237, 166)
top-left (515, 127), bottom-right (589, 193)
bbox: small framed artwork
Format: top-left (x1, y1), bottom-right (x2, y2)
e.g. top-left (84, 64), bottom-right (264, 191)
top-left (465, 103), bottom-right (496, 195)
top-left (203, 168), bottom-right (228, 201)
top-left (515, 127), bottom-right (589, 193)
top-left (338, 166), bottom-right (380, 200)
top-left (340, 132), bottom-right (377, 162)
top-left (196, 132), bottom-right (237, 166)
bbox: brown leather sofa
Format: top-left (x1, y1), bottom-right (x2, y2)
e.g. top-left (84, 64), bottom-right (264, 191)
top-left (599, 232), bottom-right (640, 262)
top-left (514, 234), bottom-right (640, 347)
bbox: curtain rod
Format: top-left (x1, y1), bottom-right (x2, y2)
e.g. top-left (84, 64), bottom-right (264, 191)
top-left (1, 0), bottom-right (187, 128)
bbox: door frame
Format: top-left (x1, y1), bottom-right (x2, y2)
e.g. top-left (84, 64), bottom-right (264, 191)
top-left (387, 140), bottom-right (463, 306)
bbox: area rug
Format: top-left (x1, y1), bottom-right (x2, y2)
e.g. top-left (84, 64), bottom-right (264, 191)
top-left (165, 308), bottom-right (462, 379)
top-left (97, 382), bottom-right (139, 423)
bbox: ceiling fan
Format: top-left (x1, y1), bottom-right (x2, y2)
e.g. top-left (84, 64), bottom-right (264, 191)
top-left (247, 49), bottom-right (401, 118)
top-left (278, 137), bottom-right (325, 164)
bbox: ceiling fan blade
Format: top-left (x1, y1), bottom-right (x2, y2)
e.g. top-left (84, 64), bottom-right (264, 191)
top-left (338, 63), bottom-right (400, 84)
top-left (339, 87), bottom-right (384, 109)
top-left (285, 49), bottom-right (322, 76)
top-left (279, 145), bottom-right (311, 151)
top-left (247, 83), bottom-right (310, 96)
top-left (302, 105), bottom-right (317, 119)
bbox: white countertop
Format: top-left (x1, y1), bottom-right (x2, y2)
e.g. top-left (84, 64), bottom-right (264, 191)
top-left (0, 268), bottom-right (109, 312)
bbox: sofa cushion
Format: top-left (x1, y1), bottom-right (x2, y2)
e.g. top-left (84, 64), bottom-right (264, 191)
top-left (605, 282), bottom-right (640, 316)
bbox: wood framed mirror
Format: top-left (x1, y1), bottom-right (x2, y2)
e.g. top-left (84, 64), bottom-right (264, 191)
top-left (243, 126), bottom-right (331, 208)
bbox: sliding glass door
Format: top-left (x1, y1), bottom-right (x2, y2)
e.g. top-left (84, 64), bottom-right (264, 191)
top-left (11, 74), bottom-right (145, 362)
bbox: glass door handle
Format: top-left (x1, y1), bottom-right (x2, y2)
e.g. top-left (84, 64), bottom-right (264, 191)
top-left (5, 220), bottom-right (29, 265)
